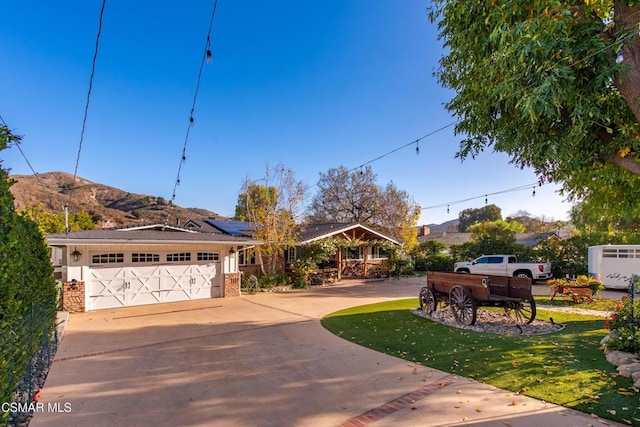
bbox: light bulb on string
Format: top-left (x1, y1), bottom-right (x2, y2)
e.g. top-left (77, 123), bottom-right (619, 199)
top-left (616, 49), bottom-right (624, 64)
top-left (485, 195), bottom-right (488, 205)
top-left (206, 49), bottom-right (213, 64)
top-left (532, 186), bottom-right (536, 197)
top-left (189, 116), bottom-right (194, 127)
top-left (415, 141), bottom-right (420, 155)
top-left (447, 205), bottom-right (450, 214)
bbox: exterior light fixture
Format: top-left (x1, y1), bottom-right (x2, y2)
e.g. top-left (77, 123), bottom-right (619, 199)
top-left (71, 247), bottom-right (82, 262)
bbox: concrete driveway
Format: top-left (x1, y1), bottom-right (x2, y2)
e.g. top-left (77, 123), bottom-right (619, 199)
top-left (31, 277), bottom-right (622, 427)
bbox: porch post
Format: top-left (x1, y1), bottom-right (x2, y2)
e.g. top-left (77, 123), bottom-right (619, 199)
top-left (362, 246), bottom-right (367, 278)
top-left (337, 247), bottom-right (342, 281)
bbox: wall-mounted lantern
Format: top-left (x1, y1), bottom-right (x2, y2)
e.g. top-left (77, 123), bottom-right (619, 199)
top-left (71, 247), bottom-right (82, 262)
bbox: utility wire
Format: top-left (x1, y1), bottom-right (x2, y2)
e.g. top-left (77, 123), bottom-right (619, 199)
top-left (68, 0), bottom-right (107, 214)
top-left (167, 0), bottom-right (219, 225)
top-left (0, 114), bottom-right (46, 189)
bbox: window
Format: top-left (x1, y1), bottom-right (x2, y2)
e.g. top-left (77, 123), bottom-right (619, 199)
top-left (197, 252), bottom-right (219, 261)
top-left (167, 252), bottom-right (191, 262)
top-left (475, 256), bottom-right (489, 264)
top-left (284, 247), bottom-right (296, 264)
top-left (132, 253), bottom-right (159, 263)
top-left (92, 253), bottom-right (124, 264)
top-left (488, 256), bottom-right (503, 264)
top-left (239, 249), bottom-right (257, 265)
top-left (343, 247), bottom-right (363, 260)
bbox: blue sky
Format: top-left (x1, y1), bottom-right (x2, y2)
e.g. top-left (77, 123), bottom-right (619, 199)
top-left (1, 1), bottom-right (573, 225)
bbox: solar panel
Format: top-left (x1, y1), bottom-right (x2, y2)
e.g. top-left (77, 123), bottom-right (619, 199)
top-left (206, 219), bottom-right (254, 236)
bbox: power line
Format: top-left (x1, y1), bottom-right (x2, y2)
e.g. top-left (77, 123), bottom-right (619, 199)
top-left (0, 114), bottom-right (46, 189)
top-left (71, 0), bottom-right (106, 187)
top-left (167, 0), bottom-right (219, 225)
top-left (421, 182), bottom-right (541, 211)
top-left (65, 0), bottom-right (107, 224)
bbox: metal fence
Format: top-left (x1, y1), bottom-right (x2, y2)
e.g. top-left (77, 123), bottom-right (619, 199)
top-left (1, 302), bottom-right (58, 426)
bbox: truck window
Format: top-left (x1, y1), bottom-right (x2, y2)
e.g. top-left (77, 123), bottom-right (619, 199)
top-left (508, 256), bottom-right (517, 263)
top-left (476, 256), bottom-right (489, 264)
top-left (488, 256), bottom-right (503, 264)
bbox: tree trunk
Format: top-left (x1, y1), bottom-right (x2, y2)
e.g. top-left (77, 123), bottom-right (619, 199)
top-left (611, 3), bottom-right (640, 176)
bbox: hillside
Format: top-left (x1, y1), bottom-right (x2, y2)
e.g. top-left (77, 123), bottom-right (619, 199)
top-left (9, 172), bottom-right (225, 228)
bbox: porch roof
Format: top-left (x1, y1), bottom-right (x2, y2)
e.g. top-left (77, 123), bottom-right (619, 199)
top-left (298, 223), bottom-right (400, 246)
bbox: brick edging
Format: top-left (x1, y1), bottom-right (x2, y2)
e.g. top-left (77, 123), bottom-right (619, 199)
top-left (339, 374), bottom-right (457, 426)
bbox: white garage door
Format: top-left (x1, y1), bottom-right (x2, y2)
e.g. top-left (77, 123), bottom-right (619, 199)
top-left (88, 263), bottom-right (221, 310)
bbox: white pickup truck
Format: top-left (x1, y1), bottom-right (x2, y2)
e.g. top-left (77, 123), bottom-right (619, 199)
top-left (453, 255), bottom-right (553, 280)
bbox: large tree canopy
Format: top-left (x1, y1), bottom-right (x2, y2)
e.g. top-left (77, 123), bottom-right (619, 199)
top-left (307, 166), bottom-right (421, 249)
top-left (429, 0), bottom-right (640, 221)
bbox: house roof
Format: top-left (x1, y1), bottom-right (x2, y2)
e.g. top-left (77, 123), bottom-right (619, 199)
top-left (515, 232), bottom-right (558, 247)
top-left (298, 223), bottom-right (401, 246)
top-left (418, 232), bottom-right (472, 246)
top-left (47, 226), bottom-right (261, 246)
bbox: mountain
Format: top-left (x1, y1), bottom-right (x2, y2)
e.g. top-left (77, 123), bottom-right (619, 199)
top-left (425, 219), bottom-right (459, 233)
top-left (8, 171), bottom-right (225, 227)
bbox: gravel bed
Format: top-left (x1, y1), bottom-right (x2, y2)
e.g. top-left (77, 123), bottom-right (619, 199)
top-left (411, 306), bottom-right (565, 336)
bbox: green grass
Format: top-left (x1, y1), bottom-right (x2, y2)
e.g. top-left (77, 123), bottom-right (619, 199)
top-left (321, 298), bottom-right (640, 425)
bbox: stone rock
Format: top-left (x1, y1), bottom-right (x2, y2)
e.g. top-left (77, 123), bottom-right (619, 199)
top-left (605, 349), bottom-right (640, 366)
top-left (617, 363), bottom-right (640, 378)
top-left (632, 370), bottom-right (640, 383)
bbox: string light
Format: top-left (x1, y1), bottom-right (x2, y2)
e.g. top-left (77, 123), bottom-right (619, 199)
top-left (532, 186), bottom-right (536, 197)
top-left (415, 140), bottom-right (420, 154)
top-left (166, 0), bottom-right (219, 225)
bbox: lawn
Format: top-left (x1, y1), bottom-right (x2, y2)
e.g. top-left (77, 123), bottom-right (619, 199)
top-left (321, 298), bottom-right (640, 425)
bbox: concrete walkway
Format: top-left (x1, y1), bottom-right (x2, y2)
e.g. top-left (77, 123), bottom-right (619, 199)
top-left (31, 277), bottom-right (623, 427)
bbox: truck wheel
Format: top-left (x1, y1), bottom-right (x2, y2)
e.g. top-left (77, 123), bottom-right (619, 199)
top-left (514, 270), bottom-right (532, 279)
top-left (449, 285), bottom-right (477, 325)
top-left (456, 269), bottom-right (470, 274)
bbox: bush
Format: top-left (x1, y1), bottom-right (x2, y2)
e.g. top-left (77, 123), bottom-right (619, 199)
top-left (259, 272), bottom-right (290, 288)
top-left (604, 296), bottom-right (640, 356)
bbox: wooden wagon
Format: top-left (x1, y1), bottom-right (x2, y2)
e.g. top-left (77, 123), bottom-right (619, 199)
top-left (419, 271), bottom-right (537, 326)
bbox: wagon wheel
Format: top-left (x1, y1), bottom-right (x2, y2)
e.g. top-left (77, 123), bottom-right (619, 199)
top-left (419, 287), bottom-right (436, 315)
top-left (449, 285), bottom-right (477, 326)
top-left (504, 297), bottom-right (537, 324)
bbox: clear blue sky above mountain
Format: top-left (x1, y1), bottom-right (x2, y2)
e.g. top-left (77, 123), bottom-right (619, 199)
top-left (1, 1), bottom-right (573, 225)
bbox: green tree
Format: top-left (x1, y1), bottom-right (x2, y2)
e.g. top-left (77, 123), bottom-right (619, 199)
top-left (72, 210), bottom-right (96, 231)
top-left (20, 205), bottom-right (96, 235)
top-left (458, 204), bottom-right (502, 232)
top-left (236, 164), bottom-right (305, 274)
top-left (429, 0), bottom-right (640, 223)
top-left (20, 204), bottom-right (66, 235)
top-left (0, 126), bottom-right (57, 414)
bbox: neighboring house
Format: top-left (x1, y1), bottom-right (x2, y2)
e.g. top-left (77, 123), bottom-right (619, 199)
top-left (47, 223), bottom-right (260, 312)
top-left (418, 231), bottom-right (559, 251)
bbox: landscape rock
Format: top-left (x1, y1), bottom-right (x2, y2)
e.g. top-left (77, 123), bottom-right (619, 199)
top-left (605, 349), bottom-right (640, 366)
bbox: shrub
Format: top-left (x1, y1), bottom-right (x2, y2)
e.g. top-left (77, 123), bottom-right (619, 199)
top-left (259, 272), bottom-right (290, 288)
top-left (604, 296), bottom-right (640, 356)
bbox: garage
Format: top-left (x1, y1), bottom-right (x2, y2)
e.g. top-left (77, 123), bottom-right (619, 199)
top-left (88, 259), bottom-right (222, 310)
top-left (46, 223), bottom-right (261, 312)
